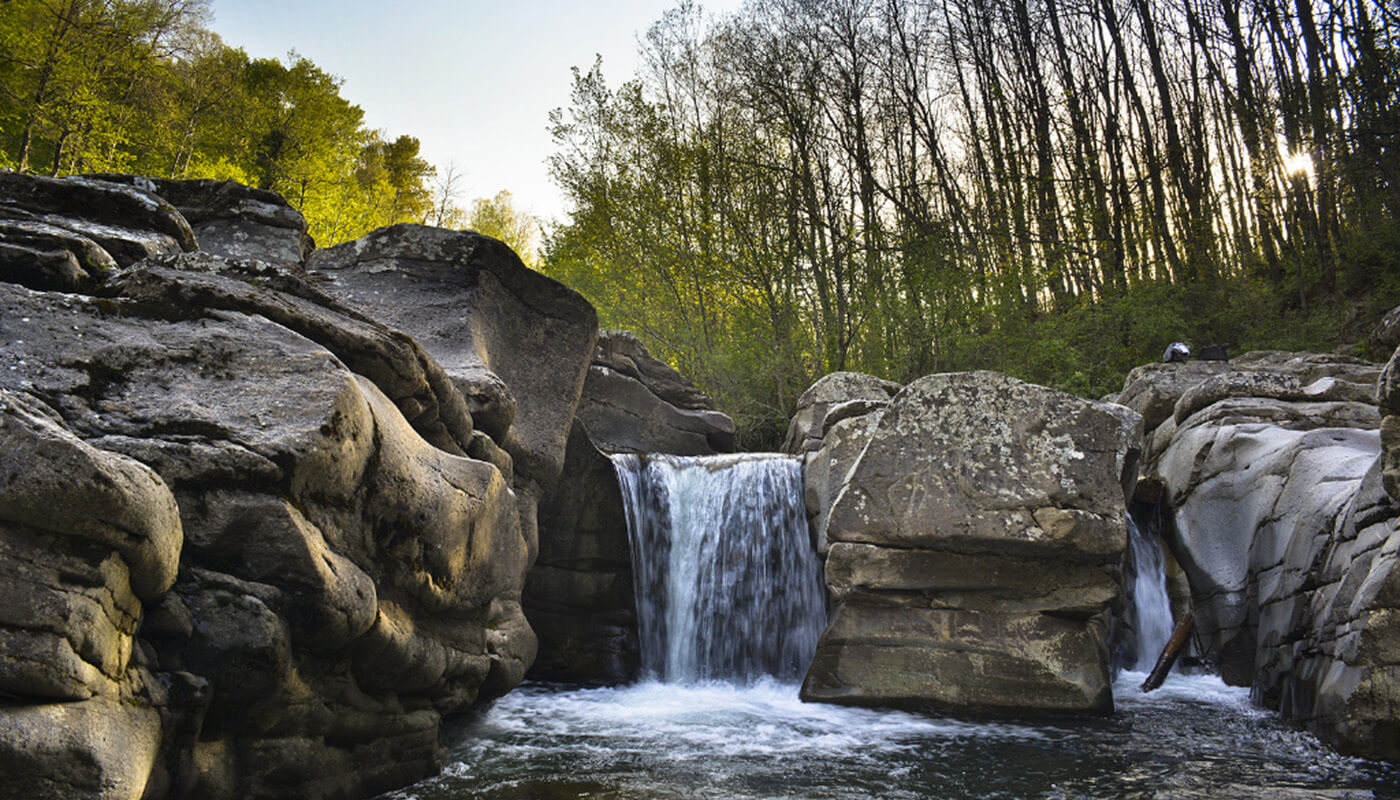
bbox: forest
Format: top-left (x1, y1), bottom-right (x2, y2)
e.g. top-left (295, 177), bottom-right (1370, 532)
top-left (3, 0), bottom-right (1400, 446)
top-left (0, 0), bottom-right (536, 247)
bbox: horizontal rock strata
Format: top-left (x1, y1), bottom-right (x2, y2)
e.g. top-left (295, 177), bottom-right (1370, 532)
top-left (801, 371), bottom-right (1141, 716)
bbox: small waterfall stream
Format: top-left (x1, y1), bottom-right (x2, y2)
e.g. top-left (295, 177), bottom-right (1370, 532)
top-left (1124, 516), bottom-right (1176, 671)
top-left (389, 456), bottom-right (1400, 800)
top-left (610, 452), bottom-right (827, 683)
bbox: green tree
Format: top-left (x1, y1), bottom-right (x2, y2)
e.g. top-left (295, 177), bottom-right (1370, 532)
top-left (469, 189), bottom-right (540, 266)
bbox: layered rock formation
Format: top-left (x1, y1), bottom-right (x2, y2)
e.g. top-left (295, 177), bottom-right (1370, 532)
top-left (577, 330), bottom-right (736, 456)
top-left (800, 371), bottom-right (1141, 715)
top-left (1117, 350), bottom-right (1398, 760)
top-left (0, 174), bottom-right (598, 799)
top-left (785, 372), bottom-right (902, 554)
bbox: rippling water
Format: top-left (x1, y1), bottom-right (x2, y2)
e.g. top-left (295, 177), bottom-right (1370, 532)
top-left (380, 672), bottom-right (1400, 800)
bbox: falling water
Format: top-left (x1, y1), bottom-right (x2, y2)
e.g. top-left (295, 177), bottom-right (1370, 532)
top-left (611, 452), bottom-right (827, 683)
top-left (386, 462), bottom-right (1400, 800)
top-left (1124, 516), bottom-right (1176, 670)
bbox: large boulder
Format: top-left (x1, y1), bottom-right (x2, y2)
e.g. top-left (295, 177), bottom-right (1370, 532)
top-left (793, 372), bottom-right (897, 554)
top-left (576, 330), bottom-right (735, 455)
top-left (0, 173), bottom-right (196, 269)
top-left (1120, 349), bottom-right (1399, 760)
top-left (526, 421), bottom-right (638, 683)
top-left (0, 273), bottom-right (534, 798)
top-left (0, 175), bottom-right (581, 799)
top-left (801, 371), bottom-right (1141, 715)
top-left (782, 370), bottom-right (901, 454)
top-left (0, 389), bottom-right (202, 800)
top-left (307, 224), bottom-right (598, 491)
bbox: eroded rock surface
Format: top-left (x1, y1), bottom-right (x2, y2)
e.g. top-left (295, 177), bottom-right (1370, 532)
top-left (92, 175), bottom-right (313, 266)
top-left (0, 174), bottom-right (592, 799)
top-left (801, 371), bottom-right (1141, 716)
top-left (577, 329), bottom-right (735, 455)
top-left (307, 224), bottom-right (597, 490)
top-left (1120, 349), bottom-right (1399, 760)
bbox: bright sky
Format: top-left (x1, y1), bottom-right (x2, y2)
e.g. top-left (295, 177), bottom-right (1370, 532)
top-left (207, 0), bottom-right (741, 224)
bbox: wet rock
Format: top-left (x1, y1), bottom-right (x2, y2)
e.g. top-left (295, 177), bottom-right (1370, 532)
top-left (1117, 348), bottom-right (1400, 760)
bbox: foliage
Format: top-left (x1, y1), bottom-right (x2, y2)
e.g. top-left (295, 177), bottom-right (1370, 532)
top-left (542, 0), bottom-right (1400, 447)
top-left (468, 190), bottom-right (540, 266)
top-left (0, 0), bottom-right (451, 245)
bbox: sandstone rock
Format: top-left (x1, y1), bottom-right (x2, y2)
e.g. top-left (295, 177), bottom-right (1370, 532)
top-left (0, 173), bottom-right (196, 266)
top-left (0, 219), bottom-right (116, 291)
top-left (0, 244), bottom-right (535, 797)
top-left (308, 224), bottom-right (597, 487)
top-left (91, 175), bottom-right (312, 265)
top-left (802, 371), bottom-right (1140, 715)
top-left (803, 409), bottom-right (884, 554)
top-left (782, 371), bottom-right (900, 453)
top-left (115, 253), bottom-right (475, 458)
top-left (825, 372), bottom-right (1140, 557)
top-left (0, 695), bottom-right (163, 800)
top-left (1120, 348), bottom-right (1400, 760)
top-left (576, 330), bottom-right (736, 455)
top-left (803, 600), bottom-right (1113, 714)
top-left (526, 420), bottom-right (638, 683)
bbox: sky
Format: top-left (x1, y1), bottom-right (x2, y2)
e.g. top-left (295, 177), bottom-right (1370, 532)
top-left (207, 0), bottom-right (742, 224)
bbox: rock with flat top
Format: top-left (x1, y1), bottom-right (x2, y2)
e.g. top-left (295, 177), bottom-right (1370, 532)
top-left (802, 371), bottom-right (1140, 716)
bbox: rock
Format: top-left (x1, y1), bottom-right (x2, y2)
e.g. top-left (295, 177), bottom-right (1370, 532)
top-left (0, 173), bottom-right (196, 266)
top-left (526, 420), bottom-right (638, 683)
top-left (781, 371), bottom-right (901, 454)
top-left (0, 234), bottom-right (535, 798)
top-left (801, 371), bottom-right (1141, 715)
top-left (307, 224), bottom-right (598, 488)
top-left (0, 219), bottom-right (116, 291)
top-left (1118, 348), bottom-right (1400, 760)
top-left (114, 253), bottom-right (475, 457)
top-left (91, 175), bottom-right (312, 266)
top-left (803, 409), bottom-right (885, 554)
top-left (1370, 305), bottom-right (1400, 357)
top-left (576, 330), bottom-right (735, 455)
top-left (0, 695), bottom-right (163, 800)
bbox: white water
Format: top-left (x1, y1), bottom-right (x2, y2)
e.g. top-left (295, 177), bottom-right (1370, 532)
top-left (1125, 516), bottom-right (1176, 670)
top-left (611, 452), bottom-right (827, 683)
top-left (385, 671), bottom-right (1397, 800)
top-left (377, 458), bottom-right (1400, 800)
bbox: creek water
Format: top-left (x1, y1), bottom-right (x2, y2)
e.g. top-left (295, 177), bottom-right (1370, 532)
top-left (378, 454), bottom-right (1400, 800)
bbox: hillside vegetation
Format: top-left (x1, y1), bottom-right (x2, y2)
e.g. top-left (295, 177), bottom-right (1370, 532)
top-left (4, 0), bottom-right (1398, 447)
top-left (542, 0), bottom-right (1400, 445)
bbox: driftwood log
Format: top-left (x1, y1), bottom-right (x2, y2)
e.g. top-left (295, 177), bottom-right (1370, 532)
top-left (1140, 612), bottom-right (1195, 692)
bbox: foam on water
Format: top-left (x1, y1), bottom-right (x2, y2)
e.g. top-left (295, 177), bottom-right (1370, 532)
top-left (382, 674), bottom-right (1398, 800)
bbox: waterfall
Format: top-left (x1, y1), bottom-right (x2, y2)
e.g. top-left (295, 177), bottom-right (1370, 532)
top-left (611, 453), bottom-right (827, 683)
top-left (1124, 516), bottom-right (1175, 670)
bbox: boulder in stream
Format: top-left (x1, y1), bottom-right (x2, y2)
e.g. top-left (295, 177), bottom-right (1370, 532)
top-left (801, 371), bottom-right (1142, 715)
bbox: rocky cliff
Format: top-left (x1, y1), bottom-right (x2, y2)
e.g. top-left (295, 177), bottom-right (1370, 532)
top-left (1116, 349), bottom-right (1399, 760)
top-left (797, 371), bottom-right (1142, 715)
top-left (0, 174), bottom-right (598, 799)
top-left (526, 330), bottom-right (738, 684)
